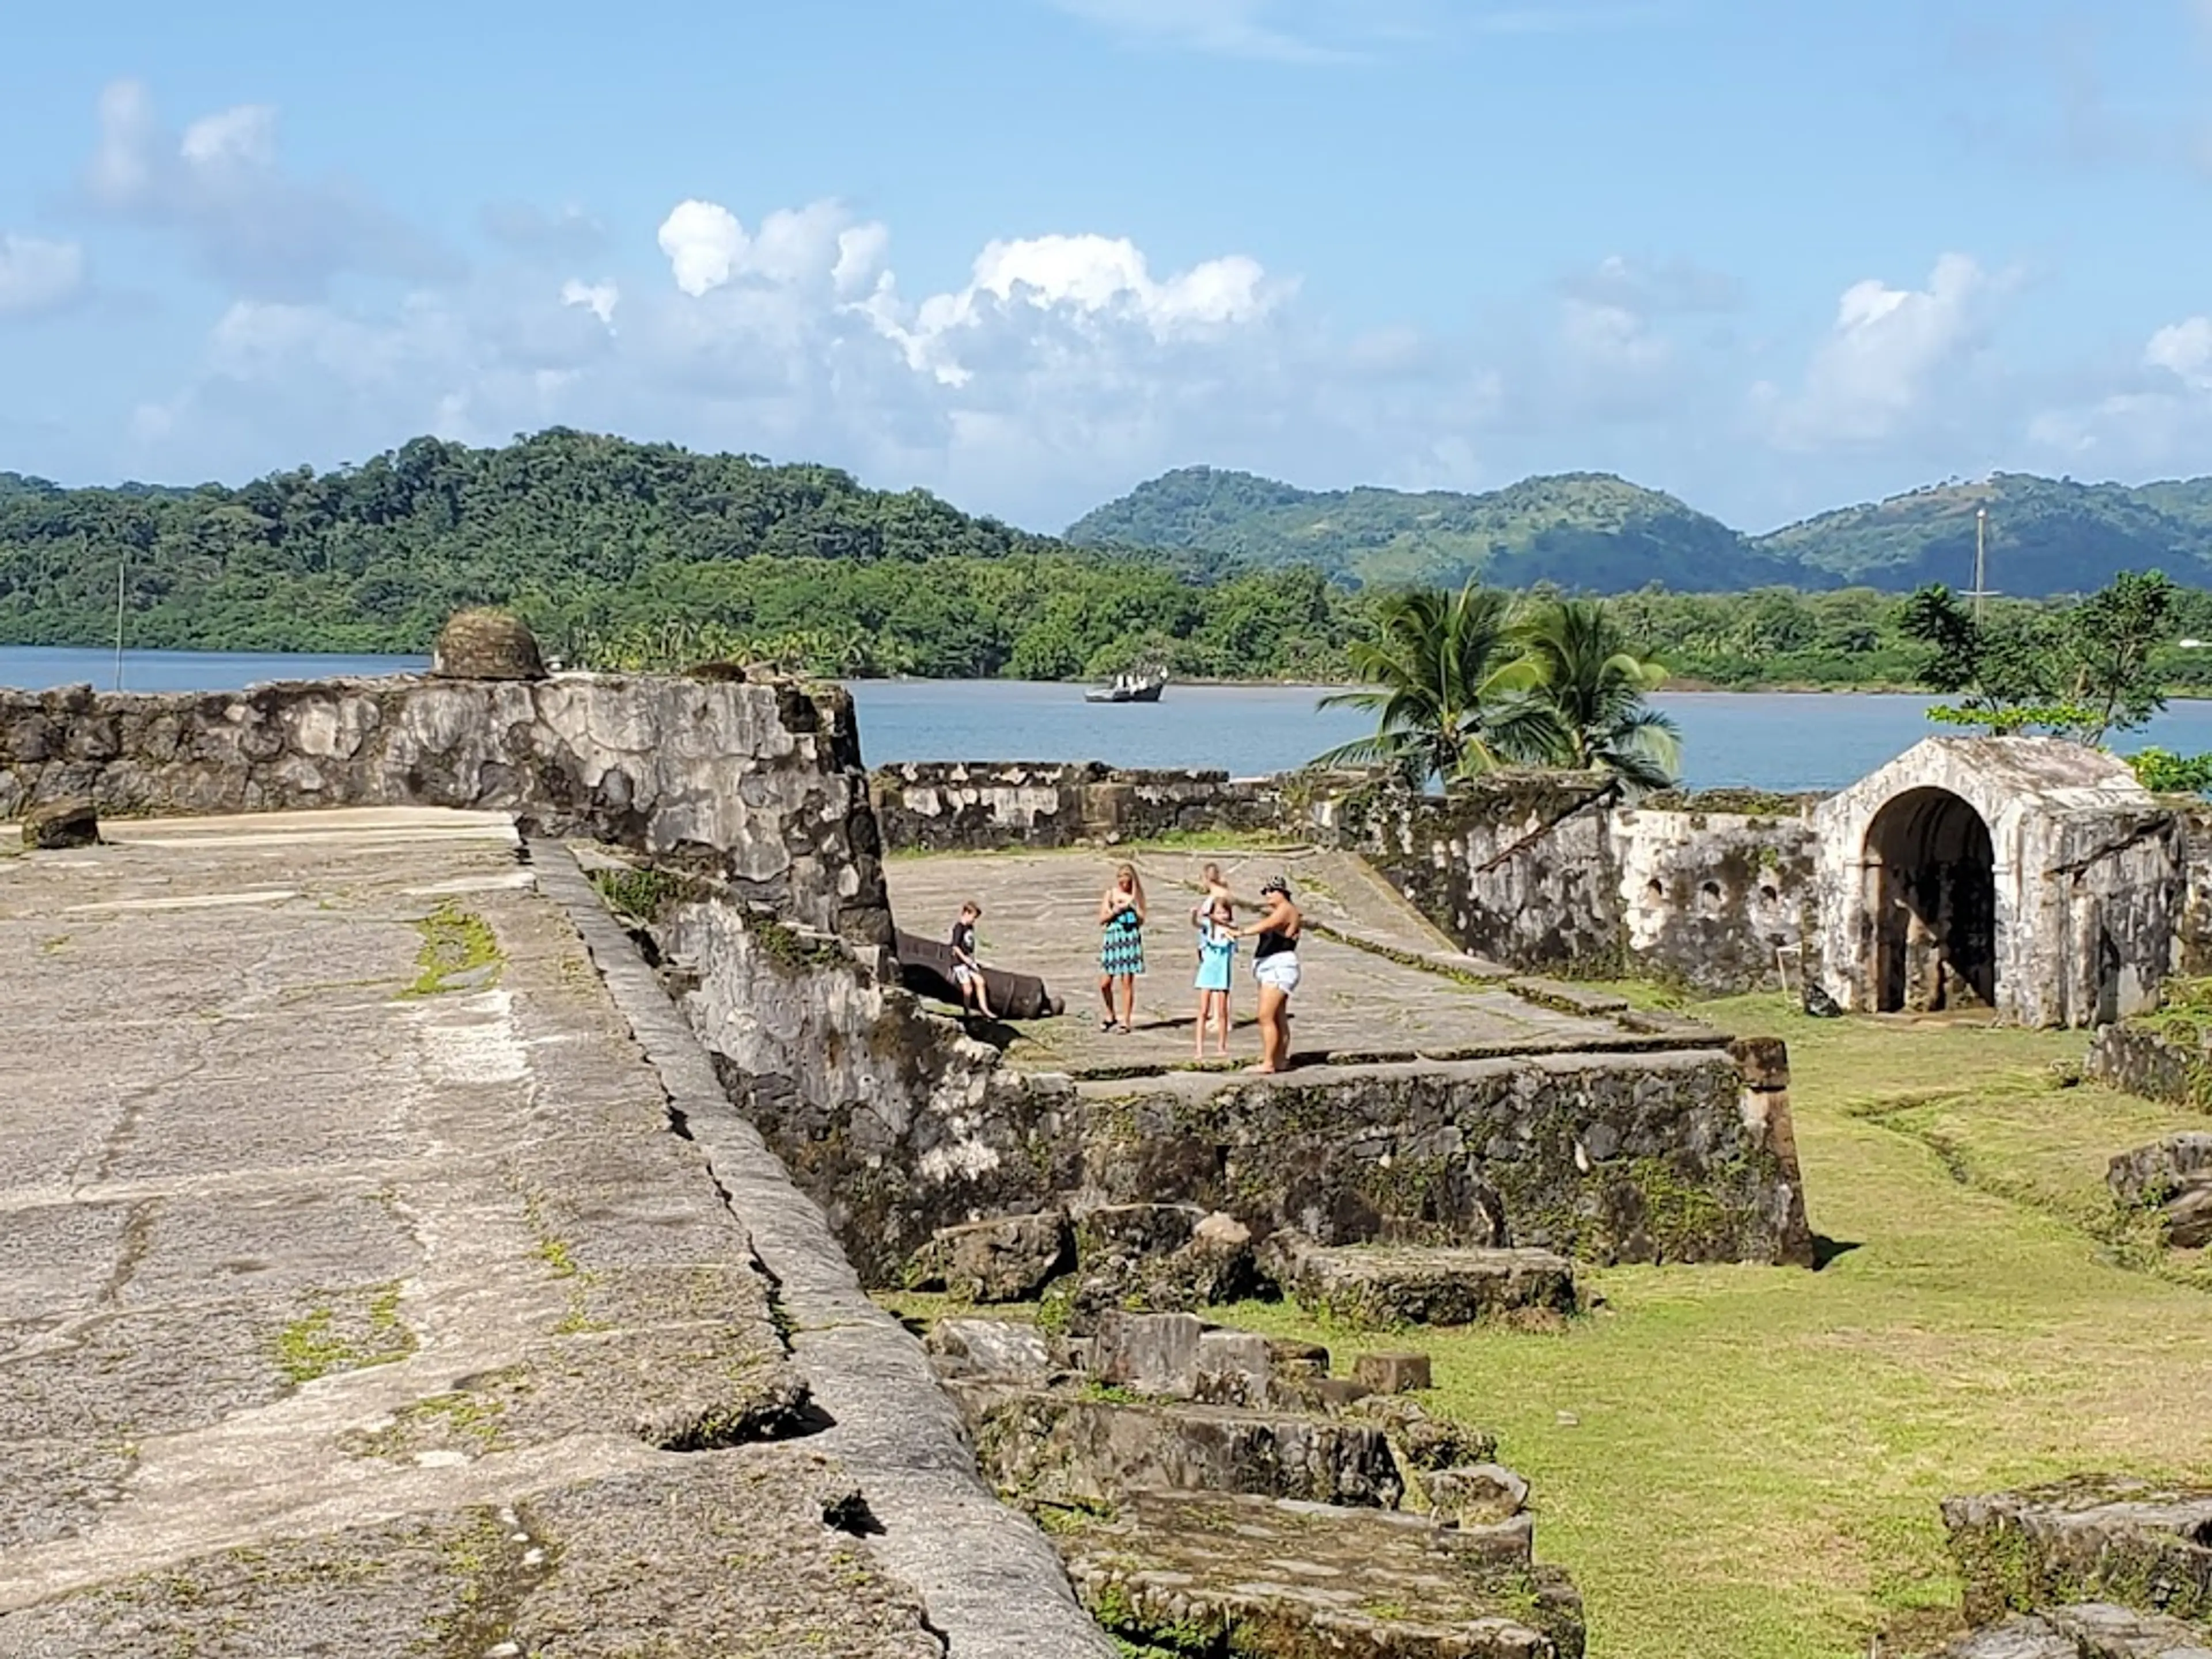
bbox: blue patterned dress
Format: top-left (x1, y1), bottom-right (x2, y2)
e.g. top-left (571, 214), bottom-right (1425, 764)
top-left (1100, 903), bottom-right (1146, 977)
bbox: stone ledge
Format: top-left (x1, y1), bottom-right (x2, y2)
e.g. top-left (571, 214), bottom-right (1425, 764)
top-left (1058, 1489), bottom-right (1586, 1659)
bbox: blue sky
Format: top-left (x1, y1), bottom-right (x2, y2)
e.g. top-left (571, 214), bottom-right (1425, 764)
top-left (4, 0), bottom-right (2211, 532)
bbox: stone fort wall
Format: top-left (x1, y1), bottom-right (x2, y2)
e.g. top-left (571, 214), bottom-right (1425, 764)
top-left (0, 674), bottom-right (892, 950)
top-left (874, 760), bottom-right (1823, 994)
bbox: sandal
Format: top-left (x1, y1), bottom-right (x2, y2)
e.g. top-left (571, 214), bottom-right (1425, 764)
top-left (1115, 1024), bottom-right (1132, 1035)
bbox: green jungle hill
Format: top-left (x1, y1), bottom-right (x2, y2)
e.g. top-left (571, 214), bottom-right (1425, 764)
top-left (7, 430), bottom-right (2212, 690)
top-left (1068, 465), bottom-right (2212, 597)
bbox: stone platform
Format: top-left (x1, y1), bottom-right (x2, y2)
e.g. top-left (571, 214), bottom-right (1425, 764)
top-left (885, 846), bottom-right (1705, 1077)
top-left (0, 809), bottom-right (1113, 1657)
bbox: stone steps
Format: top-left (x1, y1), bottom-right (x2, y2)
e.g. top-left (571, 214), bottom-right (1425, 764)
top-left (1060, 1489), bottom-right (1585, 1659)
top-left (1277, 1241), bottom-right (1581, 1330)
top-left (924, 1312), bottom-right (1585, 1658)
top-left (1943, 1478), bottom-right (2212, 1630)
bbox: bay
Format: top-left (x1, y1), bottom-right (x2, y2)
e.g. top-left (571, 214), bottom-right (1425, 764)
top-left (7, 646), bottom-right (2212, 793)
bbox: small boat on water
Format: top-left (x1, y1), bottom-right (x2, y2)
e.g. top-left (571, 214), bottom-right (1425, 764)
top-left (1084, 668), bottom-right (1167, 704)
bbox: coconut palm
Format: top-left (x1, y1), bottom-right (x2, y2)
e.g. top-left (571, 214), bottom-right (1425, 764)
top-left (1310, 583), bottom-right (1562, 786)
top-left (1513, 598), bottom-right (1680, 793)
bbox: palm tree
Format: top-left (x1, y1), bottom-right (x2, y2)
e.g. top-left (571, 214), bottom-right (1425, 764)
top-left (1513, 598), bottom-right (1681, 793)
top-left (1310, 584), bottom-right (1561, 786)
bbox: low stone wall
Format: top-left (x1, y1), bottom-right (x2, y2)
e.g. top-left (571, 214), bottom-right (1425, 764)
top-left (870, 762), bottom-right (1284, 853)
top-left (0, 675), bottom-right (890, 949)
top-left (1084, 1041), bottom-right (1813, 1268)
top-left (2089, 1021), bottom-right (2210, 1111)
top-left (1324, 779), bottom-right (1820, 993)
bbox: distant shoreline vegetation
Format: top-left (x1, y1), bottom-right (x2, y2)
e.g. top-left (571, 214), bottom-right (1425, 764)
top-left (9, 429), bottom-right (2212, 696)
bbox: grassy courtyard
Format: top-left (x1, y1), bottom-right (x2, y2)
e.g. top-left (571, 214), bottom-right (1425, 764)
top-left (1217, 997), bottom-right (2212, 1658)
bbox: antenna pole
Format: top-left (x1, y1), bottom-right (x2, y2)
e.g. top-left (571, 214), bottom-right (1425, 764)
top-left (1967, 506), bottom-right (1994, 626)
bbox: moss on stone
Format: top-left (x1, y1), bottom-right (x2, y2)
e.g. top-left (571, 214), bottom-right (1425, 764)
top-left (404, 902), bottom-right (502, 997)
top-left (273, 1282), bottom-right (415, 1385)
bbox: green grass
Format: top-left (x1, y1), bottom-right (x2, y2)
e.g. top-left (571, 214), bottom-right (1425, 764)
top-left (1215, 994), bottom-right (2212, 1658)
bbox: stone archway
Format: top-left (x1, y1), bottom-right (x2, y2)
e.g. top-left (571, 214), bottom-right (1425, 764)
top-left (1863, 786), bottom-right (1997, 1013)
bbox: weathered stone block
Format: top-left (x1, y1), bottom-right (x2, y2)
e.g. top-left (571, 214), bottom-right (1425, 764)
top-left (2109, 1135), bottom-right (2212, 1207)
top-left (1092, 1312), bottom-right (1203, 1397)
top-left (1057, 1489), bottom-right (1586, 1659)
top-left (1942, 1476), bottom-right (2212, 1626)
top-left (1192, 1328), bottom-right (1275, 1407)
top-left (1352, 1397), bottom-right (1499, 1474)
top-left (1936, 1615), bottom-right (2080, 1658)
top-left (1729, 1035), bottom-right (1791, 1092)
top-left (912, 1212), bottom-right (1069, 1303)
top-left (1281, 1242), bottom-right (1580, 1330)
top-left (1419, 1464), bottom-right (1530, 1527)
top-left (1056, 1203), bottom-right (1264, 1324)
top-left (923, 1319), bottom-right (1055, 1384)
top-left (1942, 1604), bottom-right (2212, 1658)
top-left (950, 1384), bottom-right (1406, 1510)
top-left (2170, 1185), bottom-right (2212, 1251)
top-left (2041, 1602), bottom-right (2212, 1657)
top-left (22, 798), bottom-right (97, 850)
top-left (1353, 1351), bottom-right (1433, 1395)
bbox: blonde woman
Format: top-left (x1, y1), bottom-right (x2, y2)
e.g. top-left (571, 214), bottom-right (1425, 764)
top-left (1097, 863), bottom-right (1147, 1034)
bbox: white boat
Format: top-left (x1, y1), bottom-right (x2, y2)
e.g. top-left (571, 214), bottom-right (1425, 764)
top-left (1084, 668), bottom-right (1166, 704)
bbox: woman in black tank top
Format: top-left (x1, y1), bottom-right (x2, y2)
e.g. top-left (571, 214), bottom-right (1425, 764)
top-left (1237, 877), bottom-right (1302, 1074)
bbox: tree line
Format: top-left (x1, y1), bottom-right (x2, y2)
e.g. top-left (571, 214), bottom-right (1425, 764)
top-left (9, 430), bottom-right (2212, 702)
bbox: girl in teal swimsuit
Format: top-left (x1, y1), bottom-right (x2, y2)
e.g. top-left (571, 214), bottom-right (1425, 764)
top-left (1192, 895), bottom-right (1236, 1059)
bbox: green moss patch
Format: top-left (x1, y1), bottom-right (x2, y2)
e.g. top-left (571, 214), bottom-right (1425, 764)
top-left (404, 902), bottom-right (502, 997)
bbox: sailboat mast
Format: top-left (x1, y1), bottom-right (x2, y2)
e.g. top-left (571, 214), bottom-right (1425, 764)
top-left (112, 550), bottom-right (126, 692)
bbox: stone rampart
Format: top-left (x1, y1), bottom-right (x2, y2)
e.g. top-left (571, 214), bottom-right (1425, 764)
top-left (0, 675), bottom-right (890, 949)
top-left (870, 762), bottom-right (1284, 853)
top-left (635, 881), bottom-right (1813, 1279)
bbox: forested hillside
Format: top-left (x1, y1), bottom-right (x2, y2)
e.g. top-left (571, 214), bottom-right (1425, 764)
top-left (1751, 472), bottom-right (2212, 593)
top-left (1067, 467), bottom-right (1801, 592)
top-left (1071, 466), bottom-right (2212, 596)
top-left (9, 429), bottom-right (2212, 687)
top-left (0, 430), bottom-right (1343, 679)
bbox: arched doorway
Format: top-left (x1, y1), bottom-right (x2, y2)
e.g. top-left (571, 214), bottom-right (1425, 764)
top-left (1864, 787), bottom-right (1997, 1013)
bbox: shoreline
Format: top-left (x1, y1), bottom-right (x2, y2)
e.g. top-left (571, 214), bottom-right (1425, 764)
top-left (3, 645), bottom-right (2209, 704)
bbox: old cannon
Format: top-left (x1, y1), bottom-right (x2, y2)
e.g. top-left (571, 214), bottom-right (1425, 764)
top-left (895, 929), bottom-right (1063, 1021)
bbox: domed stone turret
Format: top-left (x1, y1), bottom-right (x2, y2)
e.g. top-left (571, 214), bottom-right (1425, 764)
top-left (431, 609), bottom-right (547, 681)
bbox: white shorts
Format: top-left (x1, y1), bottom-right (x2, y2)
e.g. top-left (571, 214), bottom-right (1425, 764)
top-left (1253, 954), bottom-right (1301, 995)
top-left (953, 964), bottom-right (979, 986)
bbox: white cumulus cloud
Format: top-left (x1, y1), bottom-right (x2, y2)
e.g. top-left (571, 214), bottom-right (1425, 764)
top-left (657, 200), bottom-right (748, 297)
top-left (0, 235), bottom-right (88, 317)
top-left (559, 279), bottom-right (619, 328)
top-left (1762, 253), bottom-right (1990, 448)
top-left (2145, 316), bottom-right (2212, 390)
top-left (2027, 312), bottom-right (2212, 470)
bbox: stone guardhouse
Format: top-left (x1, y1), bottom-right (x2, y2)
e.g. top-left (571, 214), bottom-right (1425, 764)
top-left (1812, 737), bottom-right (2183, 1028)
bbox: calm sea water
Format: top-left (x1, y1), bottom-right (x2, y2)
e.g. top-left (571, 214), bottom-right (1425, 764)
top-left (8, 645), bottom-right (2212, 793)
